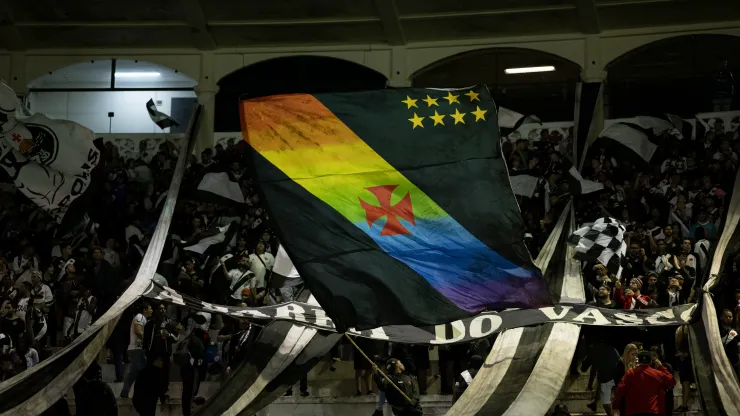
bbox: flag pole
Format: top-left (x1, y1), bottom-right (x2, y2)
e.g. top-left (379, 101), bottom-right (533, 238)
top-left (343, 333), bottom-right (414, 405)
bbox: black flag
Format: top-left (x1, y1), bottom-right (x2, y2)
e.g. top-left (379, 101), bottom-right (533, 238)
top-left (146, 98), bottom-right (179, 130)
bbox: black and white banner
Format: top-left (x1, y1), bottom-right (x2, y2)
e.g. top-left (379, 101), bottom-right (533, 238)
top-left (0, 81), bottom-right (102, 224)
top-left (147, 98), bottom-right (179, 130)
top-left (196, 171), bottom-right (246, 205)
top-left (143, 282), bottom-right (697, 344)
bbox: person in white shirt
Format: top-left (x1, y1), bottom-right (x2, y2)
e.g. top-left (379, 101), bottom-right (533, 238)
top-left (12, 246), bottom-right (39, 288)
top-left (222, 254), bottom-right (255, 303)
top-left (103, 238), bottom-right (121, 268)
top-left (70, 286), bottom-right (97, 338)
top-left (249, 243), bottom-right (274, 293)
top-left (120, 302), bottom-right (153, 399)
top-left (30, 271), bottom-right (53, 313)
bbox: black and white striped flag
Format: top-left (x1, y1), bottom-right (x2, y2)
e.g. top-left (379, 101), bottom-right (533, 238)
top-left (498, 107), bottom-right (540, 138)
top-left (183, 221), bottom-right (238, 257)
top-left (146, 98), bottom-right (179, 130)
top-left (195, 171), bottom-right (246, 205)
top-left (567, 217), bottom-right (627, 275)
top-left (590, 115), bottom-right (679, 171)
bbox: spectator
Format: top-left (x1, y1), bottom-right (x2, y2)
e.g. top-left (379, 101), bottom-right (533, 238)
top-left (73, 362), bottom-right (117, 416)
top-left (120, 302), bottom-right (153, 399)
top-left (373, 358), bottom-right (423, 416)
top-left (614, 350), bottom-right (675, 416)
top-left (10, 333), bottom-right (38, 370)
top-left (452, 355), bottom-right (482, 405)
top-left (0, 299), bottom-right (25, 348)
top-left (583, 337), bottom-right (620, 415)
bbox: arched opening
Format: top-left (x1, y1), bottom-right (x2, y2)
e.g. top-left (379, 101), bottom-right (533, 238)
top-left (215, 55), bottom-right (388, 132)
top-left (412, 48), bottom-right (581, 122)
top-left (27, 59), bottom-right (197, 133)
top-left (605, 34), bottom-right (740, 118)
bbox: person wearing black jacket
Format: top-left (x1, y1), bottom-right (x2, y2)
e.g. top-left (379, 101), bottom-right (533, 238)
top-left (452, 355), bottom-right (482, 405)
top-left (73, 362), bottom-right (117, 416)
top-left (583, 339), bottom-right (621, 416)
top-left (372, 358), bottom-right (423, 416)
top-left (138, 303), bottom-right (177, 411)
top-left (588, 285), bottom-right (618, 309)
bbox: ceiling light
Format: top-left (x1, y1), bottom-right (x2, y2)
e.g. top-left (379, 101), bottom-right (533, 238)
top-left (114, 72), bottom-right (161, 78)
top-left (504, 66), bottom-right (556, 74)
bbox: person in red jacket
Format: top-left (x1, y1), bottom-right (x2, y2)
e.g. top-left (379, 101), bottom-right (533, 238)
top-left (614, 351), bottom-right (676, 416)
top-left (614, 278), bottom-right (652, 310)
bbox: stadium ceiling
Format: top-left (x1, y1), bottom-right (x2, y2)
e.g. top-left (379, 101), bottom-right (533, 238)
top-left (0, 0), bottom-right (738, 50)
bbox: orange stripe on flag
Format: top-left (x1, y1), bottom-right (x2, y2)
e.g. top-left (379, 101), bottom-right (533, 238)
top-left (240, 94), bottom-right (353, 152)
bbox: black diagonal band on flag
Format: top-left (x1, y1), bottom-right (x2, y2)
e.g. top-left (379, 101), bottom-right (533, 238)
top-left (147, 98), bottom-right (179, 129)
top-left (0, 327), bottom-right (101, 413)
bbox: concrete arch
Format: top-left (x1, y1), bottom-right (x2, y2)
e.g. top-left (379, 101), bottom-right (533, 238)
top-left (214, 54), bottom-right (388, 132)
top-left (602, 29), bottom-right (740, 68)
top-left (411, 46), bottom-right (581, 83)
top-left (23, 54), bottom-right (201, 87)
top-left (412, 47), bottom-right (581, 122)
top-left (214, 50), bottom-right (391, 85)
top-left (406, 39), bottom-right (585, 78)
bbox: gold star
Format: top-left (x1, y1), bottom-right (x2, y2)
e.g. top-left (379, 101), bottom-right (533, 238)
top-left (423, 95), bottom-right (439, 107)
top-left (430, 111), bottom-right (446, 126)
top-left (450, 109), bottom-right (466, 125)
top-left (465, 90), bottom-right (480, 102)
top-left (443, 92), bottom-right (460, 105)
top-left (408, 113), bottom-right (425, 129)
top-left (402, 96), bottom-right (418, 109)
top-left (471, 106), bottom-right (488, 122)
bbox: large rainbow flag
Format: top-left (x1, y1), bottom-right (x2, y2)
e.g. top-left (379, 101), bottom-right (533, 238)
top-left (240, 86), bottom-right (550, 330)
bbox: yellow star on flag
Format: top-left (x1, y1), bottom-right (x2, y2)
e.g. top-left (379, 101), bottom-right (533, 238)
top-left (408, 113), bottom-right (425, 129)
top-left (465, 90), bottom-right (480, 102)
top-left (423, 95), bottom-right (439, 107)
top-left (471, 106), bottom-right (488, 122)
top-left (402, 96), bottom-right (418, 109)
top-left (444, 92), bottom-right (460, 105)
top-left (450, 109), bottom-right (466, 124)
top-left (430, 111), bottom-right (446, 126)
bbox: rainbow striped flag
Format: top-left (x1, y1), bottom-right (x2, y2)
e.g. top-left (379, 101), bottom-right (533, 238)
top-left (240, 87), bottom-right (550, 330)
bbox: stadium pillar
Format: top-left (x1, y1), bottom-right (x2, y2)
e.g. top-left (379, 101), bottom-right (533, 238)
top-left (195, 52), bottom-right (218, 156)
top-left (388, 46), bottom-right (412, 87)
top-left (8, 53), bottom-right (29, 113)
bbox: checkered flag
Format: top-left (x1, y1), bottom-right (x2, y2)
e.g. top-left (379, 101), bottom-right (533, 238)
top-left (146, 98), bottom-right (179, 130)
top-left (567, 217), bottom-right (627, 275)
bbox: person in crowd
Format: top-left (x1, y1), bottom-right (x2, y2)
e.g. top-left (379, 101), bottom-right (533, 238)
top-left (11, 245), bottom-right (39, 287)
top-left (0, 273), bottom-right (17, 304)
top-left (142, 303), bottom-right (177, 408)
top-left (614, 350), bottom-right (675, 416)
top-left (69, 285), bottom-right (96, 339)
top-left (10, 332), bottom-right (38, 370)
top-left (588, 285), bottom-right (617, 309)
top-left (452, 355), bottom-right (482, 405)
top-left (720, 308), bottom-right (740, 376)
top-left (373, 358), bottom-right (423, 416)
top-left (615, 278), bottom-right (652, 310)
top-left (120, 302), bottom-right (153, 399)
top-left (73, 362), bottom-right (117, 416)
top-left (0, 299), bottom-right (25, 348)
top-left (583, 336), bottom-right (620, 416)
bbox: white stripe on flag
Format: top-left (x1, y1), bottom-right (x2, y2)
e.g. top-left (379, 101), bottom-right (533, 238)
top-left (184, 224), bottom-right (230, 255)
top-left (198, 172), bottom-right (246, 204)
top-left (567, 166), bottom-right (603, 194)
top-left (509, 174), bottom-right (540, 198)
top-left (599, 123), bottom-right (657, 162)
top-left (223, 324), bottom-right (317, 416)
top-left (273, 245), bottom-right (301, 279)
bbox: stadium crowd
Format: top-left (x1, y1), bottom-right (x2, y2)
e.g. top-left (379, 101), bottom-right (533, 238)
top-left (0, 114), bottom-right (736, 416)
